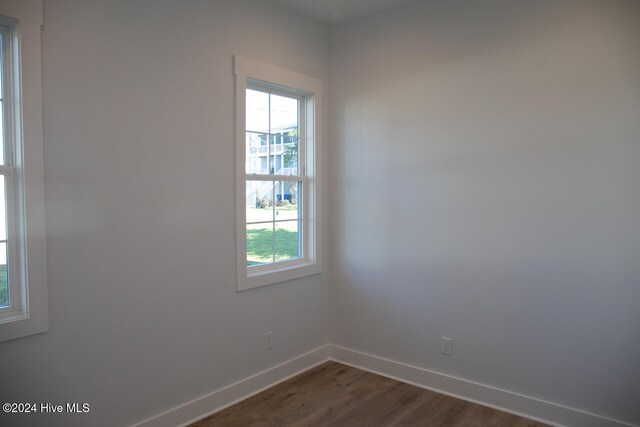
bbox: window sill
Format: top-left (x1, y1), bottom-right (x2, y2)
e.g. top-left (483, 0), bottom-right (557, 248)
top-left (239, 260), bottom-right (321, 291)
top-left (0, 308), bottom-right (49, 342)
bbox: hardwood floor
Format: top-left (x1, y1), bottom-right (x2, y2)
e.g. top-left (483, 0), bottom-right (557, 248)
top-left (190, 361), bottom-right (548, 427)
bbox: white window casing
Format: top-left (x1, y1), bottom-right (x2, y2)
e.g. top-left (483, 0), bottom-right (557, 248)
top-left (0, 0), bottom-right (48, 342)
top-left (233, 55), bottom-right (322, 291)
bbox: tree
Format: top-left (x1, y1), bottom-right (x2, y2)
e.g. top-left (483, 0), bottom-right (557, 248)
top-left (283, 127), bottom-right (298, 172)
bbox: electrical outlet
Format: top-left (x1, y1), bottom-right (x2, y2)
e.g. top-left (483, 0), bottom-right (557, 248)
top-left (441, 337), bottom-right (453, 356)
top-left (264, 331), bottom-right (273, 350)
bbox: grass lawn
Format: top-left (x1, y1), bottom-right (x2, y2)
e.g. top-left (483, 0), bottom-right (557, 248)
top-left (247, 227), bottom-right (299, 266)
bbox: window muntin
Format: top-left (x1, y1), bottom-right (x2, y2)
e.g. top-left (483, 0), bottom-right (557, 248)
top-left (245, 86), bottom-right (304, 267)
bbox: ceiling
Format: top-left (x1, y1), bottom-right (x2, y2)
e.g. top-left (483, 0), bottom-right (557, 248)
top-left (272, 0), bottom-right (417, 25)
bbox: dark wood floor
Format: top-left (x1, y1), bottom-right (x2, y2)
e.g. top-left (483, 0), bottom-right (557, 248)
top-left (190, 361), bottom-right (547, 427)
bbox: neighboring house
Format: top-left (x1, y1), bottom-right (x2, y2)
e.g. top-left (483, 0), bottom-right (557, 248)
top-left (246, 124), bottom-right (299, 207)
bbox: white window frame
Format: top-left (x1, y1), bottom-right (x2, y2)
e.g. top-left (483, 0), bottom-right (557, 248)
top-left (0, 0), bottom-right (48, 342)
top-left (233, 55), bottom-right (322, 291)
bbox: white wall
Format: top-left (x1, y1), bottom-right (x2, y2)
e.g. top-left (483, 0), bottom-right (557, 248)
top-left (330, 0), bottom-right (640, 425)
top-left (0, 1), bottom-right (329, 426)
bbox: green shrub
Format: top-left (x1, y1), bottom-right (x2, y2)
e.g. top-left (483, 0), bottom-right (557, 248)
top-left (257, 198), bottom-right (272, 209)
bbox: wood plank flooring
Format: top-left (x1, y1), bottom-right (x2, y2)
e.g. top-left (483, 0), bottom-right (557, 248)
top-left (190, 361), bottom-right (548, 427)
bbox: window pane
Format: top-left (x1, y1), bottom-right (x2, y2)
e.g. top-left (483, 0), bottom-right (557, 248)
top-left (270, 94), bottom-right (298, 134)
top-left (268, 134), bottom-right (278, 175)
top-left (246, 223), bottom-right (273, 266)
top-left (0, 37), bottom-right (7, 308)
top-left (246, 180), bottom-right (274, 224)
top-left (0, 242), bottom-right (7, 308)
top-left (282, 135), bottom-right (298, 176)
top-left (246, 132), bottom-right (269, 174)
top-left (1, 31), bottom-right (5, 165)
top-left (269, 132), bottom-right (299, 176)
top-left (246, 89), bottom-right (269, 133)
top-left (275, 181), bottom-right (301, 221)
top-left (0, 32), bottom-right (3, 97)
top-left (275, 221), bottom-right (300, 262)
top-left (0, 175), bottom-right (5, 241)
top-left (0, 101), bottom-right (4, 165)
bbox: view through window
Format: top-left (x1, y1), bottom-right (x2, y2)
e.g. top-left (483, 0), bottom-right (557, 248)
top-left (0, 28), bottom-right (9, 308)
top-left (245, 87), bottom-right (303, 266)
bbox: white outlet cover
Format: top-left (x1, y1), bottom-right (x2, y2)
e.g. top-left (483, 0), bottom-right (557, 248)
top-left (441, 337), bottom-right (453, 355)
top-left (264, 331), bottom-right (273, 350)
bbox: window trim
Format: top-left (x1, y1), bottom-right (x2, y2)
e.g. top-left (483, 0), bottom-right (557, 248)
top-left (233, 55), bottom-right (322, 291)
top-left (0, 0), bottom-right (48, 342)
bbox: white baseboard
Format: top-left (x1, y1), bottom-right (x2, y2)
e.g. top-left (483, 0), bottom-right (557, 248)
top-left (328, 345), bottom-right (637, 427)
top-left (133, 343), bottom-right (636, 427)
top-left (134, 345), bottom-right (330, 427)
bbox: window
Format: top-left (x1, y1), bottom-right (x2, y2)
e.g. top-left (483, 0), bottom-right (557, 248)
top-left (234, 56), bottom-right (322, 290)
top-left (245, 88), bottom-right (302, 265)
top-left (0, 17), bottom-right (17, 311)
top-left (0, 1), bottom-right (48, 342)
